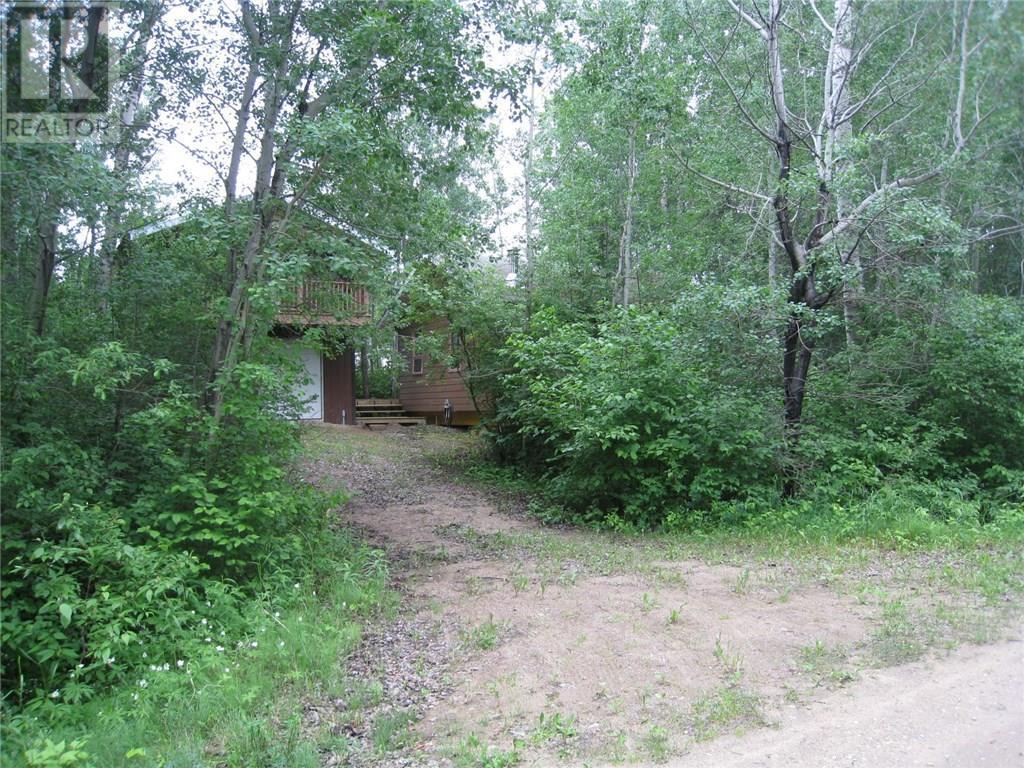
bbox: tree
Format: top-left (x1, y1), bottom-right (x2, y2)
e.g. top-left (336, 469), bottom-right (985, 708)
top-left (685, 0), bottom-right (1010, 447)
top-left (204, 0), bottom-right (494, 419)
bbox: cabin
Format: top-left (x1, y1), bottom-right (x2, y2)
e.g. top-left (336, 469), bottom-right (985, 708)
top-left (273, 279), bottom-right (370, 425)
top-left (397, 317), bottom-right (481, 426)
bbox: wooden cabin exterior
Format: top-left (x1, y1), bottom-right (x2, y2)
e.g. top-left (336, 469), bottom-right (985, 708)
top-left (273, 279), bottom-right (369, 425)
top-left (398, 318), bottom-right (480, 426)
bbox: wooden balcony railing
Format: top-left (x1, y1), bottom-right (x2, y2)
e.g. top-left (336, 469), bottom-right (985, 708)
top-left (276, 279), bottom-right (371, 325)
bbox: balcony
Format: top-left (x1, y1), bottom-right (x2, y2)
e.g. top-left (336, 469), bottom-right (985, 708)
top-left (275, 279), bottom-right (371, 326)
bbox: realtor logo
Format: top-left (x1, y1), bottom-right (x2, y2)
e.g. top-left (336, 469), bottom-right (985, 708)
top-left (2, 2), bottom-right (119, 143)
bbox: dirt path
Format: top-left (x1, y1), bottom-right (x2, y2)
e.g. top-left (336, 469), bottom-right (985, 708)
top-left (301, 425), bottom-right (1023, 767)
top-left (671, 639), bottom-right (1023, 768)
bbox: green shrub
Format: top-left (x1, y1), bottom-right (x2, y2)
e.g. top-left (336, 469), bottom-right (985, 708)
top-left (801, 293), bottom-right (1024, 507)
top-left (486, 303), bottom-right (781, 528)
top-left (1, 499), bottom-right (214, 703)
top-left (0, 343), bottom-right (343, 706)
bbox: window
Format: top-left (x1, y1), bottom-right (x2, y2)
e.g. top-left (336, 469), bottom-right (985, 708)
top-left (448, 332), bottom-right (462, 371)
top-left (403, 333), bottom-right (425, 375)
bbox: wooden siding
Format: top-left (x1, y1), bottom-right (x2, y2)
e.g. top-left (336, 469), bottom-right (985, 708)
top-left (398, 318), bottom-right (479, 425)
top-left (323, 348), bottom-right (356, 424)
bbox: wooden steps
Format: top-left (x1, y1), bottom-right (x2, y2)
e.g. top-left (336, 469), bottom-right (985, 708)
top-left (355, 398), bottom-right (425, 427)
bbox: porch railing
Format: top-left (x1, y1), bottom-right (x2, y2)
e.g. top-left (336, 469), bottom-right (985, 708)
top-left (278, 280), bottom-right (371, 322)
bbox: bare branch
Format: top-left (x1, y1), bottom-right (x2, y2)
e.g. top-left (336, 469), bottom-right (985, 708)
top-left (953, 0), bottom-right (973, 148)
top-left (669, 146), bottom-right (772, 202)
top-left (689, 21), bottom-right (778, 145)
top-left (726, 0), bottom-right (767, 39)
top-left (807, 0), bottom-right (834, 34)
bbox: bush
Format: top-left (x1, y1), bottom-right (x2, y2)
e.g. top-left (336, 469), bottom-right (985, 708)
top-left (486, 304), bottom-right (781, 528)
top-left (803, 293), bottom-right (1024, 504)
top-left (0, 343), bottom-right (340, 706)
top-left (1, 499), bottom-right (214, 703)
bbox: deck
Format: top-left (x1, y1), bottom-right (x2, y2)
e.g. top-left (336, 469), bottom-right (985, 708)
top-left (275, 280), bottom-right (371, 326)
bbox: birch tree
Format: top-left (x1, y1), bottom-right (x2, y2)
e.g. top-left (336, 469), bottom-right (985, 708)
top-left (205, 0), bottom-right (492, 418)
top-left (688, 0), bottom-right (998, 445)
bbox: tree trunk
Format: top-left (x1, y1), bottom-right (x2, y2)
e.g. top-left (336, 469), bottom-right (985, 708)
top-left (28, 4), bottom-right (107, 337)
top-left (767, 0), bottom-right (820, 439)
top-left (827, 0), bottom-right (861, 346)
top-left (31, 208), bottom-right (58, 337)
top-left (209, 1), bottom-right (298, 419)
top-left (616, 124), bottom-right (637, 307)
top-left (782, 314), bottom-right (814, 435)
top-left (360, 343), bottom-right (370, 398)
top-left (522, 46), bottom-right (540, 325)
top-left (97, 2), bottom-right (161, 314)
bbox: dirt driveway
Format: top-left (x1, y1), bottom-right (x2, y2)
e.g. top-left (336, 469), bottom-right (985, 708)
top-left (300, 425), bottom-right (1023, 767)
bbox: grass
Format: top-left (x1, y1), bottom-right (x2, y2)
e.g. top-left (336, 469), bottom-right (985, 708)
top-left (372, 709), bottom-right (418, 753)
top-left (797, 640), bottom-right (857, 686)
top-left (2, 520), bottom-right (389, 767)
top-left (872, 599), bottom-right (928, 664)
top-left (461, 616), bottom-right (501, 651)
top-left (450, 733), bottom-right (522, 768)
top-left (690, 686), bottom-right (765, 741)
top-left (713, 635), bottom-right (745, 684)
top-left (530, 711), bottom-right (578, 745)
top-left (642, 725), bottom-right (671, 763)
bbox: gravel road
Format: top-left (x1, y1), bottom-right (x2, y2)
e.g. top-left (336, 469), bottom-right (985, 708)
top-left (669, 639), bottom-right (1024, 768)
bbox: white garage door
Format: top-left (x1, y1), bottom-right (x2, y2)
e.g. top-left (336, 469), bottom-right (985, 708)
top-left (281, 341), bottom-right (323, 420)
top-left (297, 346), bottom-right (323, 420)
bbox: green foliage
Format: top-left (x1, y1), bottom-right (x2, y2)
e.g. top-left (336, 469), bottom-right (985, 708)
top-left (461, 617), bottom-right (501, 651)
top-left (2, 522), bottom-right (386, 766)
top-left (22, 739), bottom-right (95, 768)
top-left (530, 711), bottom-right (578, 745)
top-left (0, 341), bottom-right (348, 708)
top-left (803, 293), bottom-right (1024, 505)
top-left (487, 299), bottom-right (780, 529)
